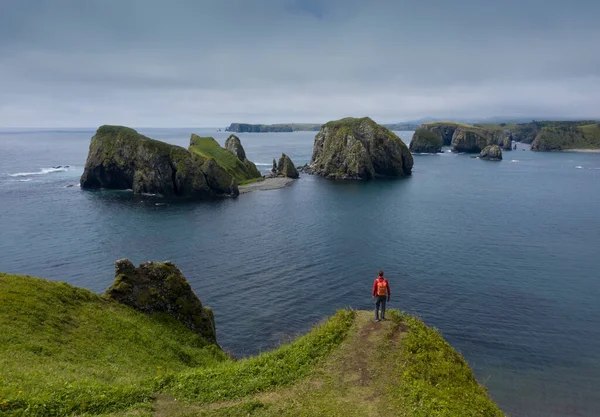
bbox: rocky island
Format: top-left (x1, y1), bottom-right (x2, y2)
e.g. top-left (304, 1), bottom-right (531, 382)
top-left (80, 126), bottom-right (265, 199)
top-left (305, 117), bottom-right (413, 179)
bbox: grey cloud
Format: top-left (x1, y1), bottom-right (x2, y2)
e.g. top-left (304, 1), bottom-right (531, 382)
top-left (1, 0), bottom-right (599, 126)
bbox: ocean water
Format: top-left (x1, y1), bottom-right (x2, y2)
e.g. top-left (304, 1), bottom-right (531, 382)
top-left (1, 128), bottom-right (600, 417)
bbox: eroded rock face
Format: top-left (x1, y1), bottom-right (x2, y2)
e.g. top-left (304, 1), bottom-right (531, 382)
top-left (421, 124), bottom-right (458, 146)
top-left (276, 153), bottom-right (299, 178)
top-left (479, 145), bottom-right (503, 160)
top-left (105, 259), bottom-right (217, 343)
top-left (409, 128), bottom-right (443, 153)
top-left (80, 125), bottom-right (238, 198)
top-left (451, 128), bottom-right (490, 153)
top-left (225, 134), bottom-right (247, 161)
top-left (308, 117), bottom-right (413, 179)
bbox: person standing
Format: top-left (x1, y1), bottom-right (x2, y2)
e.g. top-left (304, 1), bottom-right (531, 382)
top-left (372, 270), bottom-right (391, 322)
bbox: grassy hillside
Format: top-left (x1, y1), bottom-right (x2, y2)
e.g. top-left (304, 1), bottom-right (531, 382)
top-left (0, 273), bottom-right (227, 416)
top-left (474, 123), bottom-right (517, 132)
top-left (1, 274), bottom-right (503, 417)
top-left (188, 135), bottom-right (262, 185)
top-left (531, 123), bottom-right (600, 151)
top-left (422, 121), bottom-right (475, 129)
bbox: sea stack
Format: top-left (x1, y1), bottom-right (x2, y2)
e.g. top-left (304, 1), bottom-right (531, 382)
top-left (276, 153), bottom-right (299, 178)
top-left (479, 145), bottom-right (503, 160)
top-left (306, 117), bottom-right (413, 179)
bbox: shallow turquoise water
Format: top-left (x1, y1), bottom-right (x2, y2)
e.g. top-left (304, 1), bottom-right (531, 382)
top-left (1, 128), bottom-right (599, 416)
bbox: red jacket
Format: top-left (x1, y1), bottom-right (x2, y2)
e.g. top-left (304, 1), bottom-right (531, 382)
top-left (372, 277), bottom-right (391, 297)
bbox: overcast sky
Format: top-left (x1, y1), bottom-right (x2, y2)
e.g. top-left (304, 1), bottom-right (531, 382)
top-left (1, 0), bottom-right (599, 127)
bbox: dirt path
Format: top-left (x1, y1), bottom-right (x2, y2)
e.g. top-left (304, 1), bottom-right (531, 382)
top-left (151, 310), bottom-right (408, 417)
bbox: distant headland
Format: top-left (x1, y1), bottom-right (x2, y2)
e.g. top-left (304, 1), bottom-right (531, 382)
top-left (225, 123), bottom-right (322, 133)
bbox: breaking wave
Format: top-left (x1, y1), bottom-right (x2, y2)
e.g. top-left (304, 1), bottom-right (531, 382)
top-left (9, 166), bottom-right (69, 177)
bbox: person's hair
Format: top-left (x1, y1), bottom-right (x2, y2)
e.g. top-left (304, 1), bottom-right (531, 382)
top-left (378, 270), bottom-right (384, 277)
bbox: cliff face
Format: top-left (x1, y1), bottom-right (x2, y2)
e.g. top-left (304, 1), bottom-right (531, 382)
top-left (80, 126), bottom-right (238, 198)
top-left (409, 128), bottom-right (443, 153)
top-left (421, 123), bottom-right (458, 146)
top-left (105, 259), bottom-right (217, 343)
top-left (308, 117), bottom-right (413, 179)
top-left (451, 127), bottom-right (490, 153)
top-left (417, 122), bottom-right (509, 153)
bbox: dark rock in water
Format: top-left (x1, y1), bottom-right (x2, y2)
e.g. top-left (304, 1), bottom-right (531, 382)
top-left (306, 117), bottom-right (413, 179)
top-left (224, 134), bottom-right (247, 161)
top-left (276, 153), bottom-right (299, 178)
top-left (409, 128), bottom-right (443, 153)
top-left (479, 145), bottom-right (503, 161)
top-left (105, 259), bottom-right (217, 343)
top-left (80, 125), bottom-right (238, 198)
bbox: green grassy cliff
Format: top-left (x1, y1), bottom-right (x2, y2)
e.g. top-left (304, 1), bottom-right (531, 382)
top-left (531, 123), bottom-right (600, 151)
top-left (0, 273), bottom-right (503, 417)
top-left (189, 135), bottom-right (263, 185)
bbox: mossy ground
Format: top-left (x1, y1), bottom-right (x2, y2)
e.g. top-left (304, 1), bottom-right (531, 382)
top-left (188, 136), bottom-right (262, 184)
top-left (1, 275), bottom-right (503, 417)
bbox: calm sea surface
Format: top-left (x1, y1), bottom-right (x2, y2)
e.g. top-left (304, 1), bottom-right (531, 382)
top-left (1, 128), bottom-right (599, 417)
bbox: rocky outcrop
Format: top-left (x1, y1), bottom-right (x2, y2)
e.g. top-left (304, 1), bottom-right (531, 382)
top-left (222, 134), bottom-right (262, 178)
top-left (479, 145), bottom-right (503, 160)
top-left (105, 259), bottom-right (217, 343)
top-left (80, 126), bottom-right (238, 198)
top-left (276, 153), bottom-right (299, 178)
top-left (225, 134), bottom-right (247, 160)
top-left (307, 117), bottom-right (413, 179)
top-left (489, 130), bottom-right (513, 150)
top-left (409, 128), bottom-right (443, 153)
top-left (450, 127), bottom-right (490, 153)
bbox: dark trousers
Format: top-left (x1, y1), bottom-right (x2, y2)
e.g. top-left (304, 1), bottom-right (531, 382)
top-left (375, 296), bottom-right (387, 320)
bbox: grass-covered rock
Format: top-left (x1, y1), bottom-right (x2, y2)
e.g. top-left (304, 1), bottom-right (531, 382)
top-left (189, 135), bottom-right (262, 185)
top-left (409, 128), bottom-right (444, 153)
top-left (106, 259), bottom-right (216, 343)
top-left (531, 123), bottom-right (600, 151)
top-left (80, 126), bottom-right (238, 198)
top-left (308, 117), bottom-right (413, 179)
